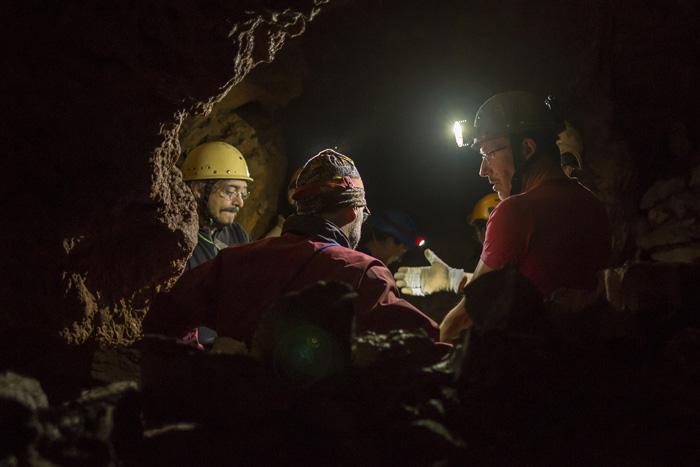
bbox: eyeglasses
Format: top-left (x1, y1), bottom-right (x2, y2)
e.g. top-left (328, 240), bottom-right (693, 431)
top-left (217, 187), bottom-right (250, 201)
top-left (480, 146), bottom-right (509, 161)
top-left (361, 206), bottom-right (371, 223)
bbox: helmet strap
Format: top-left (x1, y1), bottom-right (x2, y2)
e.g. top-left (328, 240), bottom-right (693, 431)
top-left (509, 134), bottom-right (524, 196)
top-left (508, 133), bottom-right (537, 196)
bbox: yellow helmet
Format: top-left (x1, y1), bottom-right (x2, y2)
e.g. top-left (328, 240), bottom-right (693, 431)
top-left (469, 193), bottom-right (500, 224)
top-left (181, 141), bottom-right (253, 182)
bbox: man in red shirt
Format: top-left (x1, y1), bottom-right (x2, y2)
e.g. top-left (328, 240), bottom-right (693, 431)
top-left (144, 149), bottom-right (439, 345)
top-left (399, 92), bottom-right (610, 342)
top-left (480, 177), bottom-right (610, 297)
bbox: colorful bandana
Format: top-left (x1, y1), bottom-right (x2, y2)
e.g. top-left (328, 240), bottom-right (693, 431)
top-left (293, 149), bottom-right (367, 215)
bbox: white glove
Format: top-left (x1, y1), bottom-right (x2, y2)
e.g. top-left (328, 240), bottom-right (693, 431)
top-left (394, 249), bottom-right (471, 296)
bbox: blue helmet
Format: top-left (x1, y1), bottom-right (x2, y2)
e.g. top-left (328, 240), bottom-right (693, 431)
top-left (367, 209), bottom-right (424, 248)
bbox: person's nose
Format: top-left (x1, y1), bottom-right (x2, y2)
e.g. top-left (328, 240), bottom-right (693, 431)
top-left (479, 158), bottom-right (489, 178)
top-left (230, 193), bottom-right (244, 208)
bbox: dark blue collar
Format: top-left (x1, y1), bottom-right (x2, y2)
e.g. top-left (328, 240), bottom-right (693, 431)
top-left (282, 214), bottom-right (351, 249)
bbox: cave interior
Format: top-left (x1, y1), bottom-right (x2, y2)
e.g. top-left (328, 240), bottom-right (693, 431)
top-left (2, 0), bottom-right (700, 465)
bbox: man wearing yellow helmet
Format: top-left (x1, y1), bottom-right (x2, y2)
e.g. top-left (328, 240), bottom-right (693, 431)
top-left (469, 192), bottom-right (500, 245)
top-left (181, 141), bottom-right (254, 272)
top-left (180, 141), bottom-right (254, 345)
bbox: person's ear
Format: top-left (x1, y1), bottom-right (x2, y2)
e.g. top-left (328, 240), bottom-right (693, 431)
top-left (521, 138), bottom-right (537, 161)
top-left (348, 206), bottom-right (360, 223)
top-left (336, 206), bottom-right (358, 226)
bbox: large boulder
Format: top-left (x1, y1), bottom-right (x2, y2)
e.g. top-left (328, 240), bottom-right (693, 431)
top-left (0, 373), bottom-right (48, 462)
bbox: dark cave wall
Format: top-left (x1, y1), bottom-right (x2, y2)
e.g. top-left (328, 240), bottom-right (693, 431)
top-left (564, 0), bottom-right (700, 262)
top-left (2, 1), bottom-right (328, 357)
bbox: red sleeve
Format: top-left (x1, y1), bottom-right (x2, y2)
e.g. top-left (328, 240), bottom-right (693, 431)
top-left (353, 263), bottom-right (440, 341)
top-left (143, 260), bottom-right (218, 338)
top-left (480, 198), bottom-right (533, 270)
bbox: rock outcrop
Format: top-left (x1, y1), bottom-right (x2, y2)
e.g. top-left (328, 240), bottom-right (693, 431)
top-left (635, 164), bottom-right (700, 262)
top-left (3, 2), bottom-right (329, 356)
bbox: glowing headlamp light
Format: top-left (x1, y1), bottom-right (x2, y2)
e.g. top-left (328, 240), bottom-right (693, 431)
top-left (453, 120), bottom-right (468, 148)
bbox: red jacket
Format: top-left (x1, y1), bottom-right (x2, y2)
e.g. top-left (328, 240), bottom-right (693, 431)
top-left (146, 226), bottom-right (439, 343)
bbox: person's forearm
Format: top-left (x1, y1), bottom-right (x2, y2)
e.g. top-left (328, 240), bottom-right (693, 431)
top-left (459, 272), bottom-right (473, 291)
top-left (439, 297), bottom-right (472, 342)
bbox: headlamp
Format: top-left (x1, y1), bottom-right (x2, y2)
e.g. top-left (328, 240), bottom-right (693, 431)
top-left (453, 120), bottom-right (468, 148)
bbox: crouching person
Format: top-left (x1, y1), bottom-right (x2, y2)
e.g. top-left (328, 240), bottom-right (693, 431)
top-left (143, 149), bottom-right (439, 345)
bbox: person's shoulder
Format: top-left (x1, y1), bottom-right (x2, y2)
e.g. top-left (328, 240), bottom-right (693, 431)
top-left (537, 178), bottom-right (586, 196)
top-left (490, 192), bottom-right (529, 217)
top-left (322, 245), bottom-right (395, 284)
top-left (539, 179), bottom-right (605, 208)
top-left (321, 243), bottom-right (383, 266)
top-left (514, 179), bottom-right (586, 208)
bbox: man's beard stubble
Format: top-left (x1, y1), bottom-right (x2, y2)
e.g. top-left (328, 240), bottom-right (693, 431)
top-left (347, 216), bottom-right (363, 250)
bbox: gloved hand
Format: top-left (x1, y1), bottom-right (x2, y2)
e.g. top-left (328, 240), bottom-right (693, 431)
top-left (394, 249), bottom-right (471, 296)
